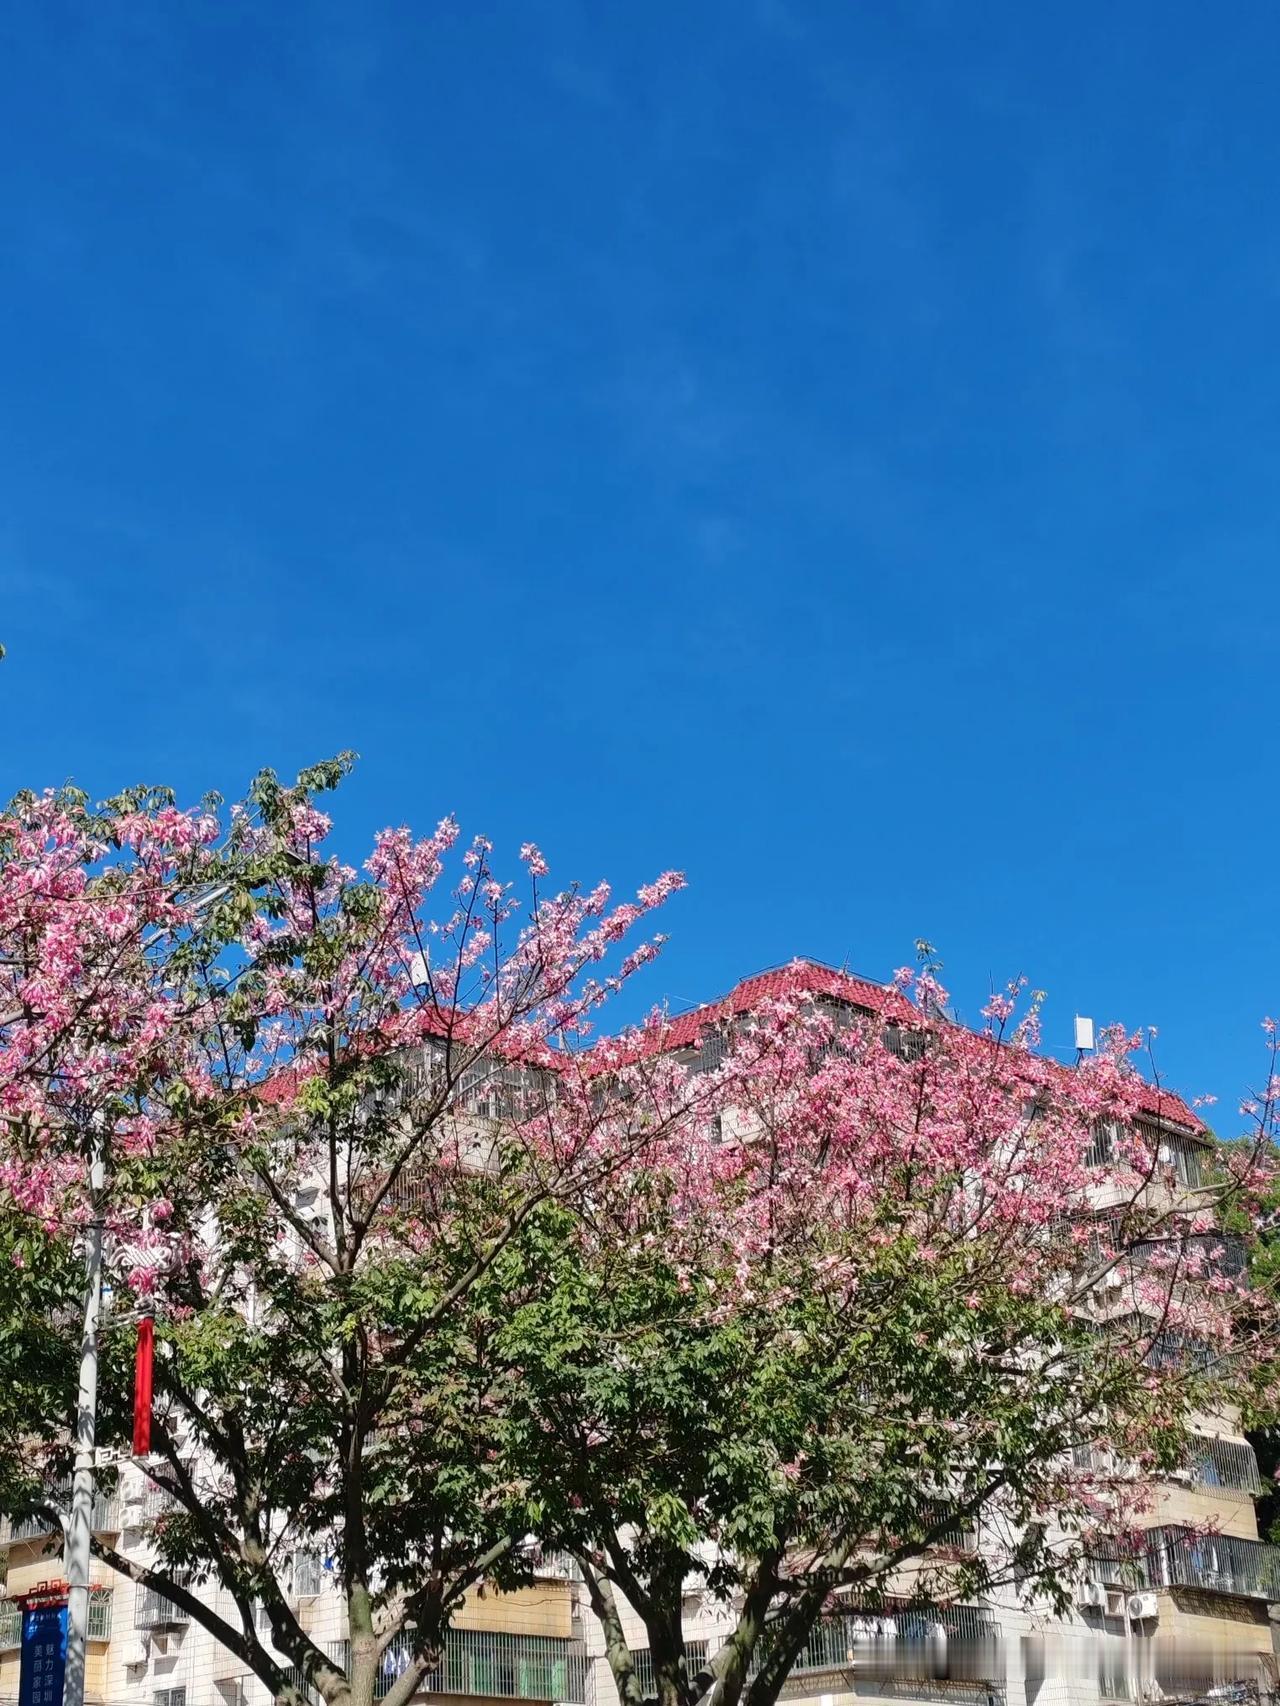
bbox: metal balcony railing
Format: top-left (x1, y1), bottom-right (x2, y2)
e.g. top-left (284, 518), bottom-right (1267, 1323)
top-left (283, 1668), bottom-right (323, 1706)
top-left (1075, 1435), bottom-right (1262, 1493)
top-left (1144, 1526), bottom-right (1280, 1602)
top-left (1141, 1326), bottom-right (1222, 1373)
top-left (880, 1501), bottom-right (978, 1554)
top-left (1187, 1436), bottom-right (1264, 1493)
top-left (1094, 1529), bottom-right (1280, 1601)
top-left (331, 1630), bottom-right (586, 1703)
top-left (0, 1512), bottom-right (57, 1543)
top-left (135, 1581), bottom-right (191, 1629)
top-left (749, 1605), bottom-right (1001, 1685)
top-left (1128, 1233), bottom-right (1248, 1280)
top-left (528, 1550), bottom-right (582, 1582)
top-left (0, 1490), bottom-right (120, 1543)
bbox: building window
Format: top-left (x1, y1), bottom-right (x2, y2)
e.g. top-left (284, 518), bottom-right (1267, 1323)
top-left (154, 1690), bottom-right (188, 1706)
top-left (88, 1588), bottom-right (113, 1641)
top-left (292, 1551), bottom-right (323, 1599)
top-left (0, 1601), bottom-right (20, 1650)
top-left (1085, 1124), bottom-right (1115, 1167)
top-left (1187, 1436), bottom-right (1262, 1492)
top-left (0, 1590), bottom-right (109, 1649)
top-left (136, 1578), bottom-right (191, 1629)
top-left (332, 1630), bottom-right (586, 1703)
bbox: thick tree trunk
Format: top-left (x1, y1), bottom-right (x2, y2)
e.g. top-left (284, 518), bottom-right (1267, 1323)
top-left (652, 1649), bottom-right (689, 1706)
top-left (346, 1582), bottom-right (380, 1706)
top-left (740, 1580), bottom-right (828, 1706)
top-left (645, 1600), bottom-right (691, 1706)
top-left (578, 1561), bottom-right (644, 1706)
top-left (707, 1558), bottom-right (779, 1706)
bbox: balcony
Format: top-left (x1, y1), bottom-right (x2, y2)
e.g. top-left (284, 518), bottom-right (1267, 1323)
top-left (1145, 1527), bottom-right (1280, 1602)
top-left (880, 1501), bottom-right (978, 1555)
top-left (1186, 1436), bottom-right (1263, 1494)
top-left (1128, 1233), bottom-right (1248, 1281)
top-left (528, 1550), bottom-right (582, 1583)
top-left (1085, 1123), bottom-right (1210, 1187)
top-left (135, 1581), bottom-right (191, 1629)
top-left (0, 1490), bottom-right (121, 1544)
top-left (754, 1605), bottom-right (1001, 1687)
top-left (332, 1630), bottom-right (585, 1703)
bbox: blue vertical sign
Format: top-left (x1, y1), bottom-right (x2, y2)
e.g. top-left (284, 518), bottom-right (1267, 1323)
top-left (18, 1603), bottom-right (68, 1706)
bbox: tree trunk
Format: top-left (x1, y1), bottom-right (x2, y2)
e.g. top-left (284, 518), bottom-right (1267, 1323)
top-left (346, 1581), bottom-right (380, 1706)
top-left (707, 1557), bottom-right (779, 1706)
top-left (577, 1561), bottom-right (644, 1706)
top-left (652, 1649), bottom-right (689, 1706)
top-left (645, 1601), bottom-right (690, 1706)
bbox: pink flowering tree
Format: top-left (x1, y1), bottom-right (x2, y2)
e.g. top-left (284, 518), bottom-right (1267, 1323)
top-left (0, 779), bottom-right (229, 1505)
top-left (501, 966), bottom-right (1280, 1706)
top-left (0, 757), bottom-right (719, 1706)
top-left (2, 762), bottom-right (1277, 1706)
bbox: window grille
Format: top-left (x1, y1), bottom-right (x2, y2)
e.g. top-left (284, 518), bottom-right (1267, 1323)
top-left (331, 1629), bottom-right (586, 1703)
top-left (0, 1601), bottom-right (20, 1649)
top-left (1186, 1435), bottom-right (1263, 1492)
top-left (135, 1577), bottom-right (191, 1628)
top-left (695, 1032), bottom-right (724, 1074)
top-left (1085, 1123), bottom-right (1115, 1167)
top-left (1144, 1526), bottom-right (1280, 1601)
top-left (1135, 1122), bottom-right (1207, 1187)
top-left (87, 1588), bottom-right (113, 1640)
top-left (292, 1550), bottom-right (323, 1598)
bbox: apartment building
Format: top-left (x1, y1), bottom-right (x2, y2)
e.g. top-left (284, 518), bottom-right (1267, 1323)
top-left (0, 1503), bottom-right (585, 1706)
top-left (1, 961), bottom-right (1274, 1706)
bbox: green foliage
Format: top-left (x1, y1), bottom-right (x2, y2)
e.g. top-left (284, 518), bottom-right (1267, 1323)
top-left (0, 1209), bottom-right (90, 1510)
top-left (1213, 1134), bottom-right (1280, 1541)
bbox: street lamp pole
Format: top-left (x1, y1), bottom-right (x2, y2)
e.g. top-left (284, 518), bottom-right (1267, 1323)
top-left (62, 1132), bottom-right (105, 1706)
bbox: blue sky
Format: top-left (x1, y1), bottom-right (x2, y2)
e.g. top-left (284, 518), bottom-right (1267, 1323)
top-left (2, 2), bottom-right (1277, 1115)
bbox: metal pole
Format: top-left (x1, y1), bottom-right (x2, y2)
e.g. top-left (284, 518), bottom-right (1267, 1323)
top-left (63, 1133), bottom-right (105, 1706)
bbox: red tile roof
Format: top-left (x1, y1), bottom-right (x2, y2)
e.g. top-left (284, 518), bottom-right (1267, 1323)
top-left (658, 958), bottom-right (1205, 1134)
top-left (657, 958), bottom-right (899, 1052)
top-left (252, 956), bottom-right (1205, 1136)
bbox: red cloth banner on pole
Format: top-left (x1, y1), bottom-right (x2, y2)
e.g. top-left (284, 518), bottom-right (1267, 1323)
top-left (132, 1317), bottom-right (154, 1457)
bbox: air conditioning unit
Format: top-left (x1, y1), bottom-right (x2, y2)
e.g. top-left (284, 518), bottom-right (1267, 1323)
top-left (1077, 1582), bottom-right (1107, 1609)
top-left (1128, 1593), bottom-right (1159, 1621)
top-left (122, 1642), bottom-right (149, 1668)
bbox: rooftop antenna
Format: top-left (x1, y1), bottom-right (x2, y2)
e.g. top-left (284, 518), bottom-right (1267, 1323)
top-left (1074, 1016), bottom-right (1095, 1060)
